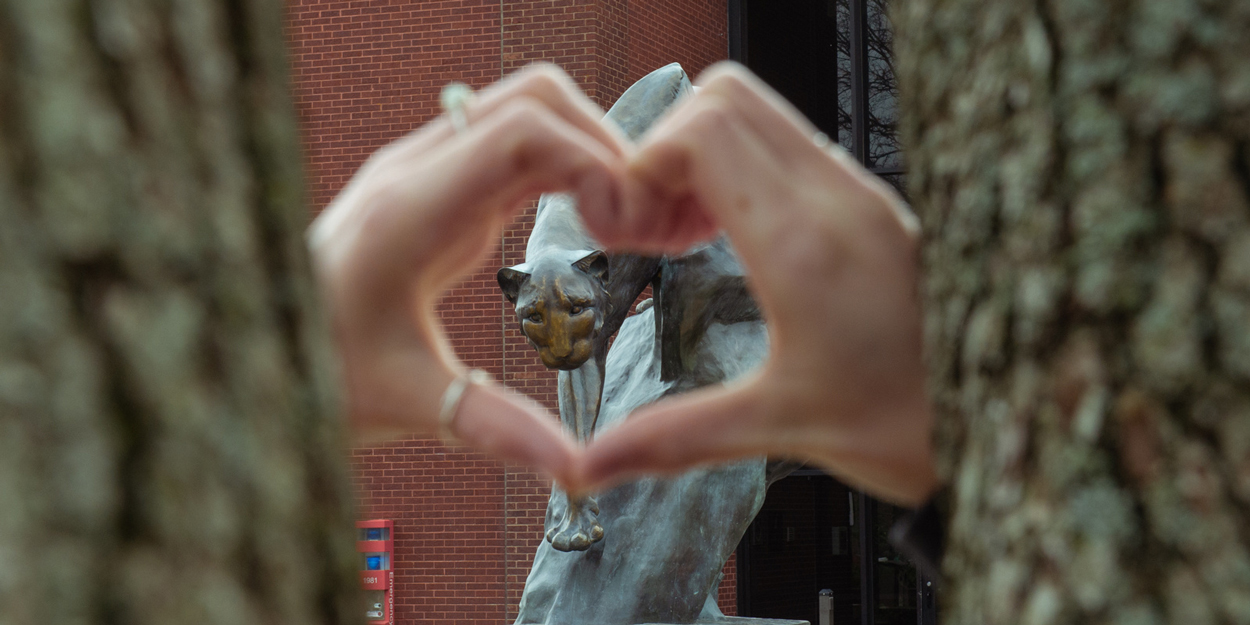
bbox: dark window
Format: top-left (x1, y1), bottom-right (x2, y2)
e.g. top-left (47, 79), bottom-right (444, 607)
top-left (731, 0), bottom-right (904, 175)
top-left (729, 2), bottom-right (933, 624)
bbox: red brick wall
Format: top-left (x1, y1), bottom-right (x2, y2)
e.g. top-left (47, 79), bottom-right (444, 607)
top-left (350, 441), bottom-right (507, 622)
top-left (629, 0), bottom-right (729, 91)
top-left (288, 0), bottom-right (503, 211)
top-left (286, 1), bottom-right (731, 622)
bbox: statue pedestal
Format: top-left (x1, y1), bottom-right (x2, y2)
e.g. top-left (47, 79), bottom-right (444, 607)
top-left (640, 619), bottom-right (809, 625)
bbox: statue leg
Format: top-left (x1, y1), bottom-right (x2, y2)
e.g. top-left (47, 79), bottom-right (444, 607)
top-left (548, 364), bottom-right (605, 552)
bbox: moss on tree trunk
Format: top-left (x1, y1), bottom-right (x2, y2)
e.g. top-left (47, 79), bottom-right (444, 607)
top-left (0, 0), bottom-right (357, 623)
top-left (896, 0), bottom-right (1250, 623)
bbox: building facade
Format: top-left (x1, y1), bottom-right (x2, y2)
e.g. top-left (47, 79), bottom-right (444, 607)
top-left (285, 2), bottom-right (731, 623)
top-left (285, 1), bottom-right (930, 624)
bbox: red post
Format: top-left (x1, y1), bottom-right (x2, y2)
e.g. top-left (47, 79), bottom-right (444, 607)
top-left (356, 519), bottom-right (395, 625)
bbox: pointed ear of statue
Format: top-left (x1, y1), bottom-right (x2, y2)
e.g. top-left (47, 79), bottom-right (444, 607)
top-left (573, 250), bottom-right (609, 284)
top-left (497, 266), bottom-right (531, 303)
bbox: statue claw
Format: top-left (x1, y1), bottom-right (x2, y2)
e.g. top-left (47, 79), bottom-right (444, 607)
top-left (546, 494), bottom-right (604, 552)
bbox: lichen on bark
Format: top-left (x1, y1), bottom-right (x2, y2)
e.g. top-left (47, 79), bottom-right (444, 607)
top-left (0, 1), bottom-right (357, 624)
top-left (894, 0), bottom-right (1250, 622)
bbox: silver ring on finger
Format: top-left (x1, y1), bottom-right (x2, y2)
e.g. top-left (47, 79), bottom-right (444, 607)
top-left (438, 369), bottom-right (493, 441)
top-left (440, 82), bottom-right (477, 135)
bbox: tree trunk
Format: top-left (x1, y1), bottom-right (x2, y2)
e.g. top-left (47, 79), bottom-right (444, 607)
top-left (0, 1), bottom-right (357, 624)
top-left (895, 0), bottom-right (1250, 623)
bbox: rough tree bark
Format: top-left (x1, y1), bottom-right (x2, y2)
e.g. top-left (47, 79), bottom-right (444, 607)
top-left (0, 1), bottom-right (357, 624)
top-left (896, 0), bottom-right (1250, 623)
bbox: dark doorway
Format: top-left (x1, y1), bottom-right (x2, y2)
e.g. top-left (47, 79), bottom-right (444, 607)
top-left (735, 472), bottom-right (930, 625)
top-left (736, 472), bottom-right (860, 624)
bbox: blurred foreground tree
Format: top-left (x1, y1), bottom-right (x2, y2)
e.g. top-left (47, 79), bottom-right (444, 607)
top-left (897, 1), bottom-right (1250, 623)
top-left (0, 0), bottom-right (357, 624)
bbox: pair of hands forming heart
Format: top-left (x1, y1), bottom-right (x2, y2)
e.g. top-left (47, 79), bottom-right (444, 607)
top-left (308, 62), bottom-right (939, 508)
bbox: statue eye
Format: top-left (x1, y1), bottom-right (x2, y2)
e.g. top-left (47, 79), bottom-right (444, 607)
top-left (527, 312), bottom-right (543, 324)
top-left (569, 306), bottom-right (582, 315)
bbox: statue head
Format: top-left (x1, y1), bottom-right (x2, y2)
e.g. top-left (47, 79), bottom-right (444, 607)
top-left (497, 250), bottom-right (610, 370)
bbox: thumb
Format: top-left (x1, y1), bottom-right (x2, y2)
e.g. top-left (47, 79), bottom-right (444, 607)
top-left (572, 379), bottom-right (778, 492)
top-left (453, 383), bottom-right (580, 488)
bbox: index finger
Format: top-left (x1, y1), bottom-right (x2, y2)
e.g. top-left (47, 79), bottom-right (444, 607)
top-left (388, 63), bottom-right (632, 164)
top-left (618, 93), bottom-right (831, 262)
top-left (692, 62), bottom-right (828, 169)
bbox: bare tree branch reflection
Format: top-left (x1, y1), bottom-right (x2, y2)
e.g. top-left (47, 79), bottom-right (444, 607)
top-left (835, 0), bottom-right (902, 170)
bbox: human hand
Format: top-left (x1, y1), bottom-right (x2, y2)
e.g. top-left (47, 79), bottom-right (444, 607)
top-left (308, 65), bottom-right (629, 486)
top-left (573, 62), bottom-right (938, 506)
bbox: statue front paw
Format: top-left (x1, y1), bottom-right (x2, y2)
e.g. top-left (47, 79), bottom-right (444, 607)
top-left (546, 495), bottom-right (603, 552)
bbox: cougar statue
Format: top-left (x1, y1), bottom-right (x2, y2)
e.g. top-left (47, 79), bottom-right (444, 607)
top-left (499, 64), bottom-right (799, 625)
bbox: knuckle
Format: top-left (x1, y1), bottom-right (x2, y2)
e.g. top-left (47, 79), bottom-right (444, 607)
top-left (523, 61), bottom-right (566, 78)
top-left (686, 100), bottom-right (736, 138)
top-left (479, 100), bottom-right (552, 173)
top-left (518, 68), bottom-right (567, 99)
top-left (698, 60), bottom-right (749, 86)
top-left (700, 66), bottom-right (754, 99)
top-left (493, 96), bottom-right (553, 134)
